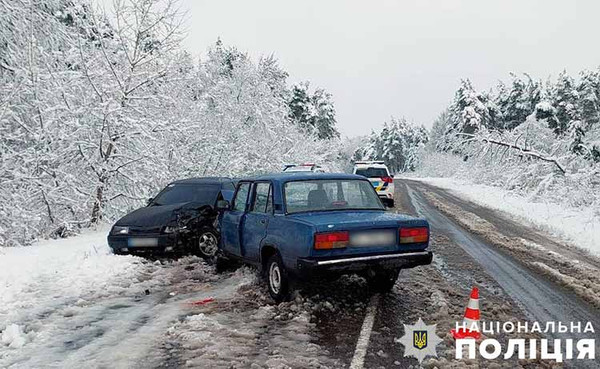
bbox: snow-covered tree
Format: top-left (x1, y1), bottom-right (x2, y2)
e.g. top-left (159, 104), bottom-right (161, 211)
top-left (358, 117), bottom-right (428, 173)
top-left (495, 73), bottom-right (541, 130)
top-left (448, 79), bottom-right (491, 135)
top-left (288, 82), bottom-right (339, 140)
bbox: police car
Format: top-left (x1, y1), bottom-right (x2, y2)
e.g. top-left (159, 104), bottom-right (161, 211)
top-left (352, 161), bottom-right (395, 207)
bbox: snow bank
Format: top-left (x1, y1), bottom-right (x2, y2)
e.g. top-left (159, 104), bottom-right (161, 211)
top-left (0, 225), bottom-right (145, 351)
top-left (411, 177), bottom-right (600, 256)
top-left (1, 324), bottom-right (26, 349)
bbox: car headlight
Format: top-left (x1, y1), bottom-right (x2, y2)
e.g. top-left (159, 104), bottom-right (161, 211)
top-left (112, 226), bottom-right (129, 235)
top-left (163, 225), bottom-right (186, 234)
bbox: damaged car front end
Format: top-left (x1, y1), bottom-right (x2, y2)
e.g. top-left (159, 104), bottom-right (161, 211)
top-left (107, 177), bottom-right (235, 257)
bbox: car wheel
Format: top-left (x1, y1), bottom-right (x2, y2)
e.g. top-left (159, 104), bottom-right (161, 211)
top-left (266, 254), bottom-right (290, 303)
top-left (196, 228), bottom-right (219, 258)
top-left (388, 199), bottom-right (395, 208)
top-left (367, 268), bottom-right (400, 293)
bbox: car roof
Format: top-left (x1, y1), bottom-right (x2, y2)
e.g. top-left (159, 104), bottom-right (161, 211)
top-left (354, 163), bottom-right (388, 168)
top-left (169, 177), bottom-right (233, 185)
top-left (283, 166), bottom-right (314, 172)
top-left (241, 172), bottom-right (366, 183)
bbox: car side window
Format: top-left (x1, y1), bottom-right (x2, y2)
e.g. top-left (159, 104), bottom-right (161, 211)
top-left (252, 182), bottom-right (272, 213)
top-left (233, 183), bottom-right (250, 212)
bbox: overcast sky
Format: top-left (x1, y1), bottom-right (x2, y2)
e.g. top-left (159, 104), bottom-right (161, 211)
top-left (172, 1), bottom-right (599, 137)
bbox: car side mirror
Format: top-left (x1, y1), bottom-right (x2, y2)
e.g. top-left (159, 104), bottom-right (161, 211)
top-left (147, 197), bottom-right (154, 206)
top-left (390, 174), bottom-right (394, 178)
top-left (216, 199), bottom-right (230, 210)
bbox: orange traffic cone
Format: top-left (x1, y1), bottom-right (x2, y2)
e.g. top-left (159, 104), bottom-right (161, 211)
top-left (451, 287), bottom-right (481, 339)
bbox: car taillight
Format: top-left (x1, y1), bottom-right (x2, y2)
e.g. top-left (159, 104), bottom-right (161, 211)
top-left (381, 176), bottom-right (393, 183)
top-left (399, 227), bottom-right (428, 243)
top-left (314, 231), bottom-right (349, 250)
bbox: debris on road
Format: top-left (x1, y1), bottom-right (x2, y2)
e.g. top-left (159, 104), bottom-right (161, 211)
top-left (187, 297), bottom-right (215, 306)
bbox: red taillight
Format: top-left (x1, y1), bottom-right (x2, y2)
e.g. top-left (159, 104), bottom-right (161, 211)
top-left (399, 227), bottom-right (428, 243)
top-left (381, 176), bottom-right (393, 183)
top-left (314, 231), bottom-right (349, 250)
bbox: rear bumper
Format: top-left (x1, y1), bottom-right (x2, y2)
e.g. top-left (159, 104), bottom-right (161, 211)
top-left (296, 250), bottom-right (432, 275)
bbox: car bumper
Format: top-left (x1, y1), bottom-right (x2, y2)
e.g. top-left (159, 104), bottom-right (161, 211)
top-left (107, 233), bottom-right (180, 254)
top-left (296, 250), bottom-right (432, 275)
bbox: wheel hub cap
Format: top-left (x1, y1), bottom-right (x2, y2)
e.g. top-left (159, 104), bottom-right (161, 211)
top-left (198, 233), bottom-right (217, 256)
top-left (269, 262), bottom-right (281, 294)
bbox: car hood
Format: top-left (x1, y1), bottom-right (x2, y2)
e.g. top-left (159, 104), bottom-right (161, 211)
top-left (287, 210), bottom-right (427, 232)
top-left (115, 202), bottom-right (212, 228)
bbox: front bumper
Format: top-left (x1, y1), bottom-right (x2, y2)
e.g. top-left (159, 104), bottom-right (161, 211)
top-left (107, 233), bottom-right (180, 254)
top-left (297, 250), bottom-right (432, 274)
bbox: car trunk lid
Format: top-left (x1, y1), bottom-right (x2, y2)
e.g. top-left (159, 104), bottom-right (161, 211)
top-left (288, 210), bottom-right (429, 257)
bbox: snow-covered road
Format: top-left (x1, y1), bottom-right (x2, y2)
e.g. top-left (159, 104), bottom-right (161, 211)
top-left (1, 180), bottom-right (599, 368)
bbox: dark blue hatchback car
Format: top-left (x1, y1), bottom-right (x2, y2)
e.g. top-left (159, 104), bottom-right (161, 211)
top-left (216, 172), bottom-right (432, 301)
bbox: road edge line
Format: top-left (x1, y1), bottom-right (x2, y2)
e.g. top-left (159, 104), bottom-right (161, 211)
top-left (349, 293), bottom-right (380, 369)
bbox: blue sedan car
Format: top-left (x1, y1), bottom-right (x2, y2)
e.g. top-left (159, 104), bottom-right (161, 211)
top-left (217, 172), bottom-right (432, 301)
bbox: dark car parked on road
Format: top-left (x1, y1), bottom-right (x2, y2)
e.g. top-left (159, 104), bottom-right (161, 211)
top-left (108, 177), bottom-right (236, 257)
top-left (215, 172), bottom-right (432, 302)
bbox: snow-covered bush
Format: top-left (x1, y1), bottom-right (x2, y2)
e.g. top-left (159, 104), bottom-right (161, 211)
top-left (415, 117), bottom-right (600, 210)
top-left (415, 70), bottom-right (600, 212)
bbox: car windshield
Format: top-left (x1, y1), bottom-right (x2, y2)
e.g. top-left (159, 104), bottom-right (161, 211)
top-left (152, 184), bottom-right (220, 206)
top-left (355, 167), bottom-right (389, 178)
top-left (284, 179), bottom-right (384, 214)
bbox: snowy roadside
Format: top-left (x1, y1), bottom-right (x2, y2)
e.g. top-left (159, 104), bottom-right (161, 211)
top-left (0, 227), bottom-right (219, 367)
top-left (406, 177), bottom-right (600, 257)
top-left (0, 225), bottom-right (138, 348)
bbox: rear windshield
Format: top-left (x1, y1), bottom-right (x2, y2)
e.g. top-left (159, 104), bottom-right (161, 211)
top-left (153, 184), bottom-right (220, 206)
top-left (284, 179), bottom-right (384, 214)
top-left (355, 167), bottom-right (389, 178)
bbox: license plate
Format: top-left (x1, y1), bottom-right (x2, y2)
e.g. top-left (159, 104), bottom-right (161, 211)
top-left (128, 238), bottom-right (158, 247)
top-left (351, 231), bottom-right (396, 247)
top-left (371, 181), bottom-right (380, 188)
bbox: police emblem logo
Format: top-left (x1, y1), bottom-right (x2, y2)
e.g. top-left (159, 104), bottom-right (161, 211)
top-left (413, 330), bottom-right (427, 350)
top-left (398, 318), bottom-right (442, 364)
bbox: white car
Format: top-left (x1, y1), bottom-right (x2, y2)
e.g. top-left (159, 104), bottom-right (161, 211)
top-left (352, 161), bottom-right (394, 207)
top-left (283, 163), bottom-right (326, 173)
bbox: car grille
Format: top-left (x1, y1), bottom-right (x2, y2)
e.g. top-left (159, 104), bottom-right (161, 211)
top-left (128, 226), bottom-right (162, 235)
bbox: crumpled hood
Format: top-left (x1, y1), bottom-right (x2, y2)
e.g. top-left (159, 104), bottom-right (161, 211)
top-left (288, 210), bottom-right (427, 232)
top-left (115, 202), bottom-right (213, 228)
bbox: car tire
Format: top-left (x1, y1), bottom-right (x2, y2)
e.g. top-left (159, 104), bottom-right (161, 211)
top-left (367, 268), bottom-right (400, 293)
top-left (195, 227), bottom-right (219, 258)
top-left (266, 254), bottom-right (290, 303)
top-left (388, 199), bottom-right (395, 208)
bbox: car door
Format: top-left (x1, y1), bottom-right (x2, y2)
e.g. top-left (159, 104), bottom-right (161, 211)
top-left (221, 181), bottom-right (251, 256)
top-left (241, 182), bottom-right (273, 262)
